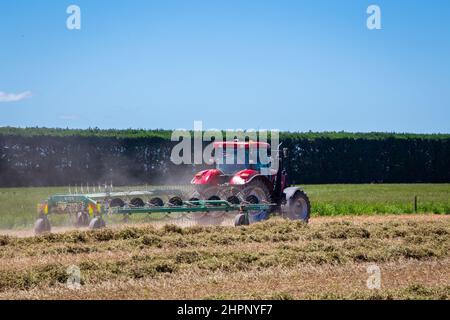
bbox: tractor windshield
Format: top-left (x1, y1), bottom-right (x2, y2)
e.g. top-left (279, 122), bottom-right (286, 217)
top-left (214, 146), bottom-right (270, 175)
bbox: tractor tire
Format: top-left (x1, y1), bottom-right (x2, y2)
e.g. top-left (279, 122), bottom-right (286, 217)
top-left (237, 179), bottom-right (272, 204)
top-left (284, 190), bottom-right (311, 222)
top-left (75, 212), bottom-right (90, 228)
top-left (34, 216), bottom-right (51, 235)
top-left (89, 217), bottom-right (106, 230)
top-left (236, 179), bottom-right (272, 223)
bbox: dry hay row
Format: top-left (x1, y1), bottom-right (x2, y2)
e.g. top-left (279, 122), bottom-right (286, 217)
top-left (0, 216), bottom-right (449, 299)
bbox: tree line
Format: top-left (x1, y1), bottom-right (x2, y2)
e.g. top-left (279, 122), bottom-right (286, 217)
top-left (0, 128), bottom-right (449, 187)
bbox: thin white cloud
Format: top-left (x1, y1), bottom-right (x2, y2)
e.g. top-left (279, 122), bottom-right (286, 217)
top-left (0, 91), bottom-right (32, 102)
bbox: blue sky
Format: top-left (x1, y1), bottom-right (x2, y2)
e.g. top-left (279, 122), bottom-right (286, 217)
top-left (0, 0), bottom-right (449, 133)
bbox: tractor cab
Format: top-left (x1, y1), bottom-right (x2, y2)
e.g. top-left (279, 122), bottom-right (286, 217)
top-left (191, 141), bottom-right (275, 188)
top-left (214, 141), bottom-right (272, 175)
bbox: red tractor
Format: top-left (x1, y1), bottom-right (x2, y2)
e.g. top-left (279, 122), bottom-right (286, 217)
top-left (191, 140), bottom-right (310, 225)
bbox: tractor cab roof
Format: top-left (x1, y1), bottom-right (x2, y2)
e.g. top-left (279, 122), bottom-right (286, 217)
top-left (213, 141), bottom-right (270, 149)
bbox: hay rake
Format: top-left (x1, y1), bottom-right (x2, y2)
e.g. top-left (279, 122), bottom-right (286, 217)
top-left (34, 191), bottom-right (273, 234)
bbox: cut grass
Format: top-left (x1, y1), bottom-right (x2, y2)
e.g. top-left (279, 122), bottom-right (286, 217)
top-left (0, 184), bottom-right (449, 230)
top-left (0, 216), bottom-right (448, 299)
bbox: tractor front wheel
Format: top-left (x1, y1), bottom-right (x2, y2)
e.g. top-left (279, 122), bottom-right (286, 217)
top-left (284, 190), bottom-right (311, 222)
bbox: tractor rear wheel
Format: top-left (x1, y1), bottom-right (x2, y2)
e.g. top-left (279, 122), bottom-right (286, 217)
top-left (284, 190), bottom-right (310, 222)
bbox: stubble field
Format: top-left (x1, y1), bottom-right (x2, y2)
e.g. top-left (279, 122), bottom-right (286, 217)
top-left (0, 215), bottom-right (448, 299)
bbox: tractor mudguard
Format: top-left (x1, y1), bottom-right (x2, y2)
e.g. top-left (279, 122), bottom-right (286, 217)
top-left (191, 169), bottom-right (223, 185)
top-left (229, 169), bottom-right (259, 185)
top-left (283, 186), bottom-right (301, 201)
